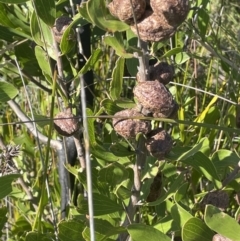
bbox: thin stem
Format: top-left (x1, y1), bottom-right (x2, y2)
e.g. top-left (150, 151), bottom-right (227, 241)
top-left (80, 74), bottom-right (95, 241)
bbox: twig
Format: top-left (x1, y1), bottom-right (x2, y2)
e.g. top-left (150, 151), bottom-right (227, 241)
top-left (73, 131), bottom-right (86, 169)
top-left (7, 99), bottom-right (62, 150)
top-left (80, 74), bottom-right (95, 241)
top-left (222, 161), bottom-right (240, 188)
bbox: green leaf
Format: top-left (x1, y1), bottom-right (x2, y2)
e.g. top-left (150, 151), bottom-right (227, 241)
top-left (26, 232), bottom-right (54, 241)
top-left (177, 137), bottom-right (209, 161)
top-left (34, 0), bottom-right (56, 27)
top-left (101, 99), bottom-right (123, 115)
top-left (104, 33), bottom-right (133, 58)
top-left (0, 81), bottom-right (19, 102)
top-left (182, 218), bottom-right (214, 241)
top-left (147, 173), bottom-right (185, 206)
top-left (197, 8), bottom-right (209, 38)
top-left (82, 219), bottom-right (125, 241)
top-left (78, 48), bottom-right (103, 75)
top-left (30, 12), bottom-right (55, 59)
top-left (181, 152), bottom-right (222, 189)
top-left (91, 144), bottom-right (130, 164)
top-left (86, 108), bottom-right (96, 145)
top-left (15, 41), bottom-right (42, 76)
top-left (58, 220), bottom-right (85, 241)
top-left (171, 204), bottom-right (192, 229)
top-left (0, 0), bottom-right (29, 3)
top-left (35, 46), bottom-right (52, 77)
top-left (98, 162), bottom-right (129, 186)
top-left (81, 0), bottom-right (129, 32)
top-left (0, 3), bottom-right (16, 28)
top-left (0, 25), bottom-right (30, 42)
top-left (128, 224), bottom-right (171, 241)
top-left (205, 205), bottom-right (240, 241)
top-left (110, 57), bottom-right (125, 101)
top-left (175, 52), bottom-right (190, 65)
top-left (160, 47), bottom-right (183, 59)
top-left (77, 193), bottom-right (123, 216)
top-left (110, 142), bottom-right (134, 157)
top-left (0, 174), bottom-right (21, 199)
top-left (0, 207), bottom-right (8, 237)
top-left (211, 149), bottom-right (239, 171)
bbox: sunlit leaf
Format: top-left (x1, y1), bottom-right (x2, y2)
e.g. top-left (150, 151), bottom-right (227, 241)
top-left (77, 192), bottom-right (123, 216)
top-left (182, 218), bottom-right (214, 241)
top-left (0, 174), bottom-right (21, 199)
top-left (110, 57), bottom-right (125, 100)
top-left (0, 81), bottom-right (19, 102)
top-left (205, 205), bottom-right (240, 241)
top-left (0, 207), bottom-right (7, 237)
top-left (98, 162), bottom-right (129, 186)
top-left (81, 0), bottom-right (129, 32)
top-left (128, 224), bottom-right (171, 241)
top-left (0, 0), bottom-right (29, 3)
top-left (181, 152), bottom-right (222, 189)
top-left (34, 0), bottom-right (56, 27)
top-left (58, 220), bottom-right (85, 241)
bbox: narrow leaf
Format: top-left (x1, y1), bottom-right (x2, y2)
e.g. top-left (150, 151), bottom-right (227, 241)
top-left (0, 174), bottom-right (21, 199)
top-left (34, 0), bottom-right (56, 27)
top-left (0, 81), bottom-right (18, 102)
top-left (181, 152), bottom-right (222, 189)
top-left (110, 57), bottom-right (125, 101)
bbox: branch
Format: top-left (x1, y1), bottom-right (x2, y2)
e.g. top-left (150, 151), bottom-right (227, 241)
top-left (7, 99), bottom-right (62, 150)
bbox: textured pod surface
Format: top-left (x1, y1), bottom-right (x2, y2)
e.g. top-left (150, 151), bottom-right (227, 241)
top-left (131, 10), bottom-right (176, 42)
top-left (149, 62), bottom-right (174, 85)
top-left (146, 128), bottom-right (172, 159)
top-left (146, 172), bottom-right (162, 202)
top-left (137, 62), bottom-right (175, 84)
top-left (113, 109), bottom-right (151, 138)
top-left (150, 0), bottom-right (190, 26)
top-left (54, 108), bottom-right (79, 136)
top-left (201, 190), bottom-right (229, 211)
top-left (133, 80), bottom-right (175, 117)
top-left (52, 16), bottom-right (73, 43)
top-left (108, 0), bottom-right (146, 23)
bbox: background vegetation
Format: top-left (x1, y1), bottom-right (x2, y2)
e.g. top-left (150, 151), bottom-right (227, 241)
top-left (0, 0), bottom-right (240, 240)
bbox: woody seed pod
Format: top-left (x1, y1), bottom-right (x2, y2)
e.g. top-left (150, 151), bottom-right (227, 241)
top-left (113, 108), bottom-right (151, 138)
top-left (146, 128), bottom-right (173, 160)
top-left (52, 16), bottom-right (73, 43)
top-left (133, 80), bottom-right (176, 118)
top-left (131, 10), bottom-right (176, 42)
top-left (108, 0), bottom-right (146, 23)
top-left (201, 190), bottom-right (229, 211)
top-left (150, 0), bottom-right (190, 27)
top-left (54, 108), bottom-right (79, 136)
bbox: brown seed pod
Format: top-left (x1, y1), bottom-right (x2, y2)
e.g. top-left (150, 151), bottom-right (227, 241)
top-left (201, 190), bottom-right (229, 211)
top-left (54, 108), bottom-right (79, 136)
top-left (131, 10), bottom-right (176, 42)
top-left (133, 80), bottom-right (176, 117)
top-left (137, 62), bottom-right (175, 84)
top-left (149, 62), bottom-right (174, 85)
top-left (150, 0), bottom-right (190, 26)
top-left (108, 0), bottom-right (146, 23)
top-left (146, 172), bottom-right (162, 202)
top-left (146, 128), bottom-right (173, 159)
top-left (113, 108), bottom-right (151, 138)
top-left (52, 16), bottom-right (73, 43)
